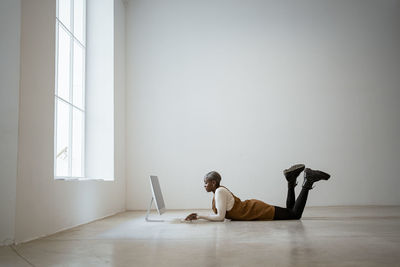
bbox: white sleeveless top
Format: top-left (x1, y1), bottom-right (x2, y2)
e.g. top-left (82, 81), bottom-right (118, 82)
top-left (198, 186), bottom-right (235, 221)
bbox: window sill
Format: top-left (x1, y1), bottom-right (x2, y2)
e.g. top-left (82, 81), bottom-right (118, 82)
top-left (54, 177), bottom-right (114, 181)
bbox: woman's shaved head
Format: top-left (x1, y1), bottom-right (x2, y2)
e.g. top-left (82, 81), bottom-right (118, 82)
top-left (204, 171), bottom-right (222, 187)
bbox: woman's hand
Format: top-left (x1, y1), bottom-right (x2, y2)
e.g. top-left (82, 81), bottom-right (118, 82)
top-left (185, 213), bottom-right (198, 221)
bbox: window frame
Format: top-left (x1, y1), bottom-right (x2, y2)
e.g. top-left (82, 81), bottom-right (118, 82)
top-left (54, 0), bottom-right (86, 179)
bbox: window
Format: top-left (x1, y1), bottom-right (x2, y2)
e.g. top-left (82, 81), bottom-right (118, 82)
top-left (55, 0), bottom-right (86, 178)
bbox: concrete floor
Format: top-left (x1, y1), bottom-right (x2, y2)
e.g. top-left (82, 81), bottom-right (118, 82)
top-left (1, 206), bottom-right (400, 267)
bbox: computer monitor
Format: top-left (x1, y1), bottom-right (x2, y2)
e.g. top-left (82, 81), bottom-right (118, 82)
top-left (146, 175), bottom-right (166, 222)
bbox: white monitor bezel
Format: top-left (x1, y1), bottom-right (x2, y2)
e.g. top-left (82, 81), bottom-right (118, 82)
top-left (150, 175), bottom-right (166, 215)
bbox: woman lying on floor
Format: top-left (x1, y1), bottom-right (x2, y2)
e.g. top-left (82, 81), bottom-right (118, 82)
top-left (185, 164), bottom-right (331, 221)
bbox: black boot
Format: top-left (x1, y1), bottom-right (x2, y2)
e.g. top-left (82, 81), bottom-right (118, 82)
top-left (302, 168), bottom-right (331, 189)
top-left (283, 164), bottom-right (305, 187)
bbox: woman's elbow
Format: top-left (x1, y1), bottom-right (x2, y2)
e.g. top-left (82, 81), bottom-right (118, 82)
top-left (215, 216), bottom-right (225, 222)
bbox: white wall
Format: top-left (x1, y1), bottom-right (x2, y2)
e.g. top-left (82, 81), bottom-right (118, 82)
top-left (125, 0), bottom-right (400, 210)
top-left (86, 0), bottom-right (115, 180)
top-left (114, 0), bottom-right (127, 213)
top-left (15, 0), bottom-right (126, 243)
top-left (0, 0), bottom-right (21, 245)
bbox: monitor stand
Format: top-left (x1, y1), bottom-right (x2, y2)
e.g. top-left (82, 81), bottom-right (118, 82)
top-left (145, 197), bottom-right (164, 222)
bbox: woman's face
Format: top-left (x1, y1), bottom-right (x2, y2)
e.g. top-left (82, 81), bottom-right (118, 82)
top-left (204, 178), bottom-right (216, 192)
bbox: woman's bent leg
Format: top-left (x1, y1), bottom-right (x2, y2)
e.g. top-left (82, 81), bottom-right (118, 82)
top-left (275, 168), bottom-right (331, 220)
top-left (286, 186), bottom-right (296, 209)
top-left (274, 186), bottom-right (312, 220)
top-left (291, 187), bottom-right (311, 219)
top-left (273, 206), bottom-right (297, 220)
top-left (289, 168), bottom-right (331, 219)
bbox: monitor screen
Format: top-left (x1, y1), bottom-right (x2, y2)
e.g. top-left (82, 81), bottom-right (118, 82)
top-left (150, 175), bottom-right (166, 215)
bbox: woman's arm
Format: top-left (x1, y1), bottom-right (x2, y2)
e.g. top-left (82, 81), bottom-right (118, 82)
top-left (193, 189), bottom-right (227, 222)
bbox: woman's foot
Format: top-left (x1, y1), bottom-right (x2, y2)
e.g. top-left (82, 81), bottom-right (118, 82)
top-left (304, 168), bottom-right (330, 182)
top-left (302, 168), bottom-right (331, 189)
top-left (283, 164), bottom-right (305, 186)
